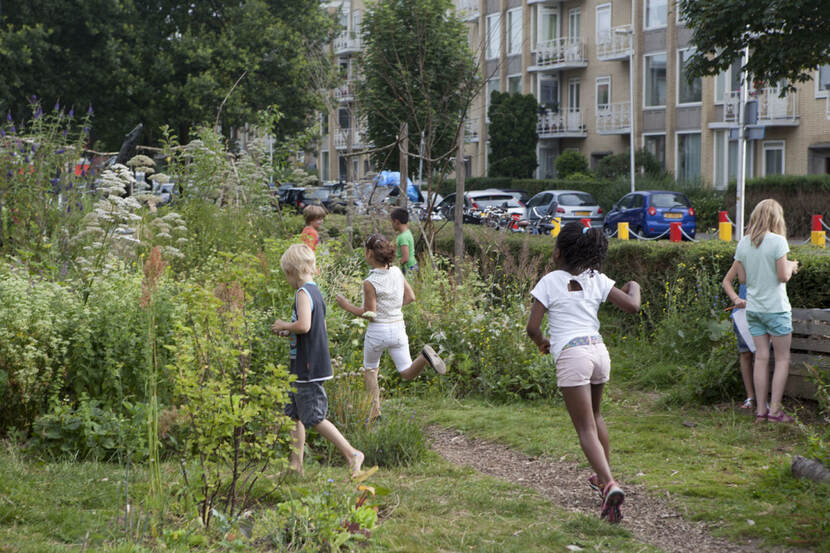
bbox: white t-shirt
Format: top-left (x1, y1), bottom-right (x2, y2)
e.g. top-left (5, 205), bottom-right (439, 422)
top-left (365, 266), bottom-right (405, 323)
top-left (734, 233), bottom-right (791, 313)
top-left (530, 269), bottom-right (615, 360)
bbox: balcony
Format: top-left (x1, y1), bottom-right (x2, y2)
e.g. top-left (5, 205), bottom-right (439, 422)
top-left (464, 118), bottom-right (480, 143)
top-left (334, 128), bottom-right (368, 150)
top-left (755, 87), bottom-right (799, 126)
top-left (596, 26), bottom-right (632, 61)
top-left (334, 32), bottom-right (361, 55)
top-left (537, 108), bottom-right (587, 138)
top-left (529, 38), bottom-right (587, 72)
top-left (595, 102), bottom-right (631, 134)
top-left (457, 0), bottom-right (479, 21)
top-left (334, 81), bottom-right (356, 103)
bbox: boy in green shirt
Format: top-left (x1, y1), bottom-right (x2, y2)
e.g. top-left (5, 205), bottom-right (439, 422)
top-left (391, 208), bottom-right (417, 275)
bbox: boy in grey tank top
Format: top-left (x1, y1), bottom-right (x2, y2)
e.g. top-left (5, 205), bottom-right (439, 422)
top-left (272, 244), bottom-right (365, 477)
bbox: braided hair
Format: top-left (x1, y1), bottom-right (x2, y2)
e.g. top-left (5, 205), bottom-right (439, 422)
top-left (555, 222), bottom-right (608, 274)
top-left (364, 233), bottom-right (396, 266)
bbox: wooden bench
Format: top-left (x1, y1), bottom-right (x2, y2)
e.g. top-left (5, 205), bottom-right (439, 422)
top-left (786, 308), bottom-right (830, 400)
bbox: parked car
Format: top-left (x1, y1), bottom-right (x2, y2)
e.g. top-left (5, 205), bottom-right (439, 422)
top-left (603, 190), bottom-right (696, 239)
top-left (281, 187), bottom-right (325, 212)
top-left (498, 188), bottom-right (531, 206)
top-left (434, 190), bottom-right (526, 223)
top-left (385, 185), bottom-right (443, 210)
top-left (525, 190), bottom-right (604, 228)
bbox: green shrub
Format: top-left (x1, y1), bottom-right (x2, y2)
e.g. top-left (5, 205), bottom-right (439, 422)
top-left (349, 404), bottom-right (427, 467)
top-left (554, 150), bottom-right (589, 178)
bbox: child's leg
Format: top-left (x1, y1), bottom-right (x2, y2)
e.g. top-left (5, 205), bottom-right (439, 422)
top-left (768, 333), bottom-right (792, 416)
top-left (738, 352), bottom-right (755, 403)
top-left (561, 385), bottom-right (613, 486)
top-left (363, 368), bottom-right (382, 419)
top-left (751, 334), bottom-right (772, 417)
top-left (289, 419), bottom-right (306, 474)
top-left (313, 419), bottom-right (365, 475)
top-left (590, 383), bottom-right (610, 465)
top-left (399, 354), bottom-right (427, 380)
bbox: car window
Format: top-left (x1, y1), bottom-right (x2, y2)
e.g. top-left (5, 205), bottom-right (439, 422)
top-left (527, 194), bottom-right (548, 207)
top-left (650, 193), bottom-right (690, 208)
top-left (557, 192), bottom-right (596, 206)
top-left (631, 195), bottom-right (645, 208)
top-left (617, 195), bottom-right (633, 209)
top-left (475, 195), bottom-right (519, 208)
top-left (305, 188), bottom-right (329, 200)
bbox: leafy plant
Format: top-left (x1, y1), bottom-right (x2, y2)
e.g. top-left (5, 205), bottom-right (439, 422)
top-left (554, 150), bottom-right (589, 178)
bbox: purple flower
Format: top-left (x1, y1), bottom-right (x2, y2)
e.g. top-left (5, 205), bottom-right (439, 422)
top-left (24, 155), bottom-right (30, 163)
top-left (10, 125), bottom-right (16, 134)
top-left (62, 129), bottom-right (68, 137)
top-left (87, 105), bottom-right (93, 115)
top-left (66, 205), bottom-right (71, 213)
top-left (30, 95), bottom-right (38, 102)
top-left (82, 126), bottom-right (89, 134)
top-left (0, 130), bottom-right (4, 138)
top-left (56, 149), bottom-right (66, 154)
top-left (68, 107), bottom-right (74, 118)
top-left (31, 144), bottom-right (38, 153)
top-left (6, 112), bottom-right (11, 122)
top-left (34, 107), bottom-right (43, 119)
top-left (54, 101), bottom-right (60, 112)
top-left (51, 177), bottom-right (59, 186)
top-left (6, 170), bottom-right (12, 178)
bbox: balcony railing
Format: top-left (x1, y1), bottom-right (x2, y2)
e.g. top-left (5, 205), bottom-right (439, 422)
top-left (334, 128), bottom-right (368, 150)
top-left (721, 90), bottom-right (741, 123)
top-left (755, 87), bottom-right (799, 125)
top-left (464, 118), bottom-right (480, 142)
top-left (596, 26), bottom-right (632, 61)
top-left (537, 108), bottom-right (587, 138)
top-left (457, 0), bottom-right (479, 21)
top-left (334, 32), bottom-right (361, 54)
top-left (531, 37), bottom-right (587, 71)
top-left (595, 102), bottom-right (631, 134)
top-left (334, 81), bottom-right (356, 102)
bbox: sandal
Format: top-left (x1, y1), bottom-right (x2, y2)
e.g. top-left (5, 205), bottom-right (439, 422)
top-left (741, 397), bottom-right (754, 409)
top-left (767, 411), bottom-right (794, 423)
top-left (754, 411), bottom-right (768, 423)
top-left (588, 474), bottom-right (604, 495)
top-left (600, 481), bottom-right (625, 524)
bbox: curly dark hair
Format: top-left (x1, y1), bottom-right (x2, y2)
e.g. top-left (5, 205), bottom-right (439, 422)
top-left (555, 222), bottom-right (608, 273)
top-left (390, 208), bottom-right (409, 224)
top-left (364, 233), bottom-right (396, 266)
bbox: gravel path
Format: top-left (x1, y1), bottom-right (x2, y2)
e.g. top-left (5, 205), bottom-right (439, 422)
top-left (428, 426), bottom-right (810, 553)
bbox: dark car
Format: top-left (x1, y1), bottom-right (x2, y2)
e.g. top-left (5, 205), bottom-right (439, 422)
top-left (603, 190), bottom-right (696, 239)
top-left (525, 190), bottom-right (603, 228)
top-left (281, 187), bottom-right (325, 212)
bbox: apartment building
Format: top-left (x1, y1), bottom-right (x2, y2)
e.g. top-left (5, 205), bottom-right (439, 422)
top-left (317, 0), bottom-right (830, 186)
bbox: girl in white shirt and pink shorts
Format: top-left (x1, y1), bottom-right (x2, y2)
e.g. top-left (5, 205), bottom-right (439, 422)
top-left (526, 222), bottom-right (641, 524)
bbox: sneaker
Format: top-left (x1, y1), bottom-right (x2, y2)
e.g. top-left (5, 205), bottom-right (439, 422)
top-left (421, 345), bottom-right (446, 375)
top-left (588, 474), bottom-right (604, 495)
top-left (600, 481), bottom-right (625, 524)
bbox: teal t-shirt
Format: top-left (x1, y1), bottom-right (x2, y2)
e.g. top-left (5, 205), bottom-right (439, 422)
top-left (396, 229), bottom-right (416, 269)
top-left (734, 232), bottom-right (790, 313)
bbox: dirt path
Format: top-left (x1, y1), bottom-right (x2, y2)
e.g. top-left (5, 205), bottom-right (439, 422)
top-left (428, 426), bottom-right (809, 553)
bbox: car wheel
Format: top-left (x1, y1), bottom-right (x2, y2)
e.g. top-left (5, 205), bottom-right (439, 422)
top-left (603, 225), bottom-right (615, 237)
top-left (633, 226), bottom-right (644, 239)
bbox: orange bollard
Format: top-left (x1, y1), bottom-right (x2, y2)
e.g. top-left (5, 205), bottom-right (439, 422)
top-left (812, 215), bottom-right (826, 247)
top-left (670, 222), bottom-right (682, 242)
top-left (718, 211), bottom-right (732, 242)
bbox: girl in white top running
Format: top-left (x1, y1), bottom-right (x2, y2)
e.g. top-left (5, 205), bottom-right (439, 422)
top-left (336, 234), bottom-right (446, 420)
top-left (526, 222), bottom-right (641, 524)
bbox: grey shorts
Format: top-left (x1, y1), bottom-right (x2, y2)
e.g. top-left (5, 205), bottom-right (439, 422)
top-left (284, 381), bottom-right (328, 428)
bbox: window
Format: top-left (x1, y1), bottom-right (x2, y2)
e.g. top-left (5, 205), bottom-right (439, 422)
top-left (644, 134), bottom-right (665, 169)
top-left (535, 7), bottom-right (558, 50)
top-left (596, 76), bottom-right (611, 110)
top-left (568, 8), bottom-right (581, 39)
top-left (676, 132), bottom-right (701, 182)
top-left (818, 65), bottom-right (830, 97)
top-left (539, 78), bottom-right (559, 109)
top-left (352, 10), bottom-right (360, 34)
top-left (763, 141), bottom-right (785, 176)
top-left (338, 108), bottom-right (350, 129)
top-left (568, 79), bottom-right (581, 110)
top-left (714, 61), bottom-right (742, 103)
top-left (644, 53), bottom-right (667, 107)
top-left (507, 8), bottom-right (522, 55)
top-left (508, 75), bottom-right (522, 94)
top-left (321, 112), bottom-right (329, 135)
top-left (321, 152), bottom-right (329, 181)
top-left (487, 13), bottom-right (501, 60)
top-left (486, 78), bottom-right (500, 116)
top-left (645, 0), bottom-right (667, 29)
top-left (677, 49), bottom-right (702, 104)
top-left (596, 4), bottom-right (611, 44)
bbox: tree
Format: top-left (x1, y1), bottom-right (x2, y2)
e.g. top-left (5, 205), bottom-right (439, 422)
top-left (357, 0), bottom-right (479, 183)
top-left (487, 92), bottom-right (538, 178)
top-left (0, 0), bottom-right (337, 149)
top-left (679, 0), bottom-right (830, 88)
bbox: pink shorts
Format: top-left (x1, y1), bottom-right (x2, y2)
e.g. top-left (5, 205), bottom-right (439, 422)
top-left (555, 343), bottom-right (611, 388)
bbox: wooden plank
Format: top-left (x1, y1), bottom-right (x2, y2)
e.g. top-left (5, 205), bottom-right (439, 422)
top-left (785, 375), bottom-right (816, 400)
top-left (790, 352), bottom-right (830, 370)
top-left (792, 308), bottom-right (830, 323)
top-left (792, 320), bottom-right (830, 337)
top-left (791, 337), bottom-right (830, 354)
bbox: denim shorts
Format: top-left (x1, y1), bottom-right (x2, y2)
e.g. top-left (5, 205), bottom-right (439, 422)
top-left (746, 310), bottom-right (792, 337)
top-left (732, 321), bottom-right (751, 353)
top-left (284, 381), bottom-right (328, 428)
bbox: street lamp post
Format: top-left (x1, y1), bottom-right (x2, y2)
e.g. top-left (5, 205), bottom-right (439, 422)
top-left (616, 26), bottom-right (636, 192)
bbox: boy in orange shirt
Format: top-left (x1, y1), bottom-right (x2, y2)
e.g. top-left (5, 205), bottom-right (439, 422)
top-left (300, 205), bottom-right (327, 251)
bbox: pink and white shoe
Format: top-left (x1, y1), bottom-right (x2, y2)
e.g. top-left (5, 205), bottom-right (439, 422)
top-left (600, 481), bottom-right (625, 524)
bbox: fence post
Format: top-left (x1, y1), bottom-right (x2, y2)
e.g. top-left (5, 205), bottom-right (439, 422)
top-left (670, 222), bottom-right (682, 242)
top-left (718, 211), bottom-right (732, 242)
top-left (812, 215), bottom-right (826, 248)
top-left (618, 222), bottom-right (629, 240)
top-left (551, 217), bottom-right (561, 237)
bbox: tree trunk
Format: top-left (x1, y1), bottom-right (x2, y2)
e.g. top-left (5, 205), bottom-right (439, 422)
top-left (453, 127), bottom-right (465, 283)
top-left (791, 455), bottom-right (830, 483)
top-left (399, 122), bottom-right (408, 209)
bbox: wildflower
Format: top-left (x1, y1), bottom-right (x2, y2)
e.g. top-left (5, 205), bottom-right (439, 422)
top-left (34, 107), bottom-right (43, 119)
top-left (327, 478), bottom-right (334, 483)
top-left (5, 111), bottom-right (11, 122)
top-left (68, 107), bottom-right (74, 118)
top-left (54, 101), bottom-right (60, 112)
top-left (87, 105), bottom-right (93, 115)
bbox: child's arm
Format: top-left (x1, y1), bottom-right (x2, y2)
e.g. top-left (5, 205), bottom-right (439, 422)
top-left (722, 260), bottom-right (747, 308)
top-left (271, 289), bottom-right (312, 335)
top-left (776, 255), bottom-right (799, 283)
top-left (399, 243), bottom-right (410, 266)
top-left (335, 281), bottom-right (377, 317)
top-left (607, 281), bottom-right (641, 313)
top-left (402, 278), bottom-right (415, 306)
top-left (526, 299), bottom-right (551, 354)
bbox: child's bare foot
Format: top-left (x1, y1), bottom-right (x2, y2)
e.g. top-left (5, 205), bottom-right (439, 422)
top-left (349, 450), bottom-right (365, 478)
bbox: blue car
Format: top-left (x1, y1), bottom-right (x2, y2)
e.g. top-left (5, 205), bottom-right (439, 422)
top-left (603, 190), bottom-right (696, 239)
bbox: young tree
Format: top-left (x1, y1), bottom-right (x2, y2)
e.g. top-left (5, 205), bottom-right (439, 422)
top-left (487, 92), bottom-right (538, 178)
top-left (356, 0), bottom-right (479, 184)
top-left (679, 0), bottom-right (830, 88)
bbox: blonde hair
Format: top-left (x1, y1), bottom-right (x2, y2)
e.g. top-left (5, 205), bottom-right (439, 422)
top-left (280, 244), bottom-right (316, 280)
top-left (303, 204), bottom-right (327, 225)
top-left (746, 198), bottom-right (786, 248)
